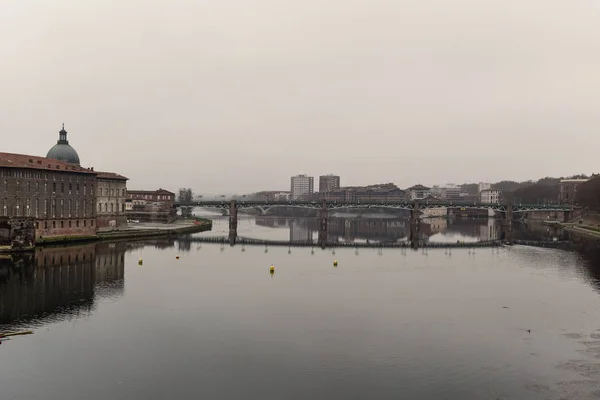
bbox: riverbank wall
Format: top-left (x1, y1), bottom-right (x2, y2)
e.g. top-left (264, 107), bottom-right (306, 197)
top-left (0, 219), bottom-right (212, 252)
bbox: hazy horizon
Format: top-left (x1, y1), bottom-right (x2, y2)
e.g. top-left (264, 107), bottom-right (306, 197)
top-left (2, 0), bottom-right (599, 193)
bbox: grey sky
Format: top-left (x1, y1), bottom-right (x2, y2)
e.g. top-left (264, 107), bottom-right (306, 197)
top-left (2, 0), bottom-right (599, 194)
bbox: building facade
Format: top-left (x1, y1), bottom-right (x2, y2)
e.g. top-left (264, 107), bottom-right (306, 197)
top-left (480, 189), bottom-right (501, 204)
top-left (559, 179), bottom-right (589, 205)
top-left (320, 183), bottom-right (404, 203)
top-left (127, 189), bottom-right (175, 209)
top-left (407, 184), bottom-right (431, 200)
top-left (478, 182), bottom-right (492, 192)
top-left (0, 152), bottom-right (97, 239)
top-left (290, 175), bottom-right (314, 200)
top-left (319, 175), bottom-right (340, 193)
top-left (96, 172), bottom-right (128, 229)
top-left (254, 191), bottom-right (291, 202)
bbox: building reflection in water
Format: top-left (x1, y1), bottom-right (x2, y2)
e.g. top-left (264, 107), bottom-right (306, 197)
top-left (0, 242), bottom-right (127, 329)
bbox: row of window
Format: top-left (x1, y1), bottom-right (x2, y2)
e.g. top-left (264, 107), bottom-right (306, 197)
top-left (97, 202), bottom-right (126, 213)
top-left (0, 169), bottom-right (92, 183)
top-left (131, 194), bottom-right (173, 200)
top-left (2, 198), bottom-right (91, 218)
top-left (37, 219), bottom-right (94, 230)
top-left (2, 180), bottom-right (91, 195)
top-left (98, 188), bottom-right (126, 197)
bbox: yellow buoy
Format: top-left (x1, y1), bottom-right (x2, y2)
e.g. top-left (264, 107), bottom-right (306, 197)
top-left (269, 265), bottom-right (275, 273)
top-left (138, 258), bottom-right (143, 265)
top-left (333, 260), bottom-right (338, 267)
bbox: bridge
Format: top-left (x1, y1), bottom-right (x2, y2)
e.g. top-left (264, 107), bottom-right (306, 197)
top-left (175, 200), bottom-right (574, 248)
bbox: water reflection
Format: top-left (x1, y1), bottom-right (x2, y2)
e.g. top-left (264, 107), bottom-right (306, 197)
top-left (0, 242), bottom-right (127, 329)
top-left (251, 216), bottom-right (516, 244)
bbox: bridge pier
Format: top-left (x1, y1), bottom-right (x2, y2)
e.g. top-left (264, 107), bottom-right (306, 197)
top-left (318, 200), bottom-right (328, 248)
top-left (504, 204), bottom-right (513, 245)
top-left (410, 202), bottom-right (420, 249)
top-left (229, 200), bottom-right (238, 245)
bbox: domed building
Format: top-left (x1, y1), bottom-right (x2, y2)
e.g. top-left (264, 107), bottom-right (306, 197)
top-left (46, 124), bottom-right (81, 165)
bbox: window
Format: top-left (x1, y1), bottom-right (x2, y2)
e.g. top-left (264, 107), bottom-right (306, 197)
top-left (76, 183), bottom-right (80, 194)
top-left (16, 198), bottom-right (20, 216)
top-left (44, 199), bottom-right (47, 217)
top-left (111, 189), bottom-right (114, 196)
top-left (52, 199), bottom-right (56, 217)
top-left (68, 199), bottom-right (72, 217)
top-left (98, 203), bottom-right (101, 213)
top-left (122, 204), bottom-right (125, 212)
top-left (52, 221), bottom-right (56, 228)
top-left (53, 182), bottom-right (56, 193)
top-left (84, 220), bottom-right (87, 227)
top-left (122, 189), bottom-right (126, 196)
top-left (84, 183), bottom-right (87, 195)
top-left (91, 220), bottom-right (94, 227)
top-left (105, 188), bottom-right (108, 196)
top-left (76, 201), bottom-right (79, 217)
top-left (44, 182), bottom-right (47, 193)
top-left (35, 198), bottom-right (39, 218)
top-left (99, 188), bottom-right (102, 196)
top-left (26, 198), bottom-right (30, 216)
top-left (60, 199), bottom-right (64, 217)
top-left (16, 180), bottom-right (20, 192)
top-left (104, 203), bottom-right (108, 212)
top-left (69, 183), bottom-right (72, 194)
top-left (76, 220), bottom-right (79, 227)
top-left (2, 198), bottom-right (6, 216)
top-left (110, 203), bottom-right (114, 212)
top-left (45, 221), bottom-right (47, 229)
top-left (69, 220), bottom-right (72, 227)
top-left (61, 221), bottom-right (64, 228)
top-left (35, 181), bottom-right (39, 191)
top-left (27, 181), bottom-right (30, 192)
top-left (61, 182), bottom-right (64, 193)
top-left (83, 201), bottom-right (86, 217)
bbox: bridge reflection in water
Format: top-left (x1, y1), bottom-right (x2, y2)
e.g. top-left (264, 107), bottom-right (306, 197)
top-left (0, 242), bottom-right (128, 329)
top-left (191, 215), bottom-right (571, 250)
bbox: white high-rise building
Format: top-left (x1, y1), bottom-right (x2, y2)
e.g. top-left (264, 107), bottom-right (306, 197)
top-left (480, 189), bottom-right (501, 204)
top-left (291, 174), bottom-right (314, 200)
top-left (478, 182), bottom-right (492, 192)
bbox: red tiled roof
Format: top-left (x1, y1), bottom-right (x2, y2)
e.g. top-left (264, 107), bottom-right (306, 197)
top-left (129, 188), bottom-right (175, 195)
top-left (0, 152), bottom-right (96, 174)
top-left (96, 171), bottom-right (128, 180)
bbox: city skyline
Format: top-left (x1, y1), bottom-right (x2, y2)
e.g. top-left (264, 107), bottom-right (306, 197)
top-left (3, 0), bottom-right (600, 193)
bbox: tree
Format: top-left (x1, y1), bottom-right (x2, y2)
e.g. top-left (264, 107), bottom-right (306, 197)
top-left (178, 188), bottom-right (194, 205)
top-left (460, 183), bottom-right (479, 194)
top-left (502, 183), bottom-right (559, 204)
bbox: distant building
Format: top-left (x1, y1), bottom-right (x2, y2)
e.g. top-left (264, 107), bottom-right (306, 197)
top-left (320, 183), bottom-right (404, 203)
top-left (559, 179), bottom-right (589, 204)
top-left (127, 189), bottom-right (175, 206)
top-left (254, 191), bottom-right (291, 202)
top-left (431, 184), bottom-right (461, 201)
top-left (478, 182), bottom-right (492, 192)
top-left (480, 189), bottom-right (501, 204)
top-left (319, 175), bottom-right (340, 193)
top-left (290, 175), bottom-right (314, 200)
top-left (96, 172), bottom-right (128, 229)
top-left (407, 184), bottom-right (431, 200)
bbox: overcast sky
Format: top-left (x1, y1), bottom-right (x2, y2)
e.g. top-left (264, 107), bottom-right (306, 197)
top-left (2, 0), bottom-right (599, 194)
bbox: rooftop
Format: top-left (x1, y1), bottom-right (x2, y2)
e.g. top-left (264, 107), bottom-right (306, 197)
top-left (96, 171), bottom-right (128, 181)
top-left (407, 184), bottom-right (430, 191)
top-left (0, 152), bottom-right (96, 174)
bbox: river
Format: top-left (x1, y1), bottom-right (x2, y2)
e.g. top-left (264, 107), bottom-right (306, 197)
top-left (1, 213), bottom-right (600, 399)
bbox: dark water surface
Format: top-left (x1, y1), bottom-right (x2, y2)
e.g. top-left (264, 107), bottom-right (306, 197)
top-left (2, 216), bottom-right (600, 399)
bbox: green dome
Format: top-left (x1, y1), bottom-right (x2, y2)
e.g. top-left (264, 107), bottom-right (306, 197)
top-left (46, 125), bottom-right (81, 165)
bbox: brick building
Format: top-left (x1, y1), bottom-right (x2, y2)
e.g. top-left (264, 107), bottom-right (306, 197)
top-left (127, 188), bottom-right (175, 207)
top-left (96, 172), bottom-right (129, 229)
top-left (559, 179), bottom-right (589, 205)
top-left (0, 152), bottom-right (97, 239)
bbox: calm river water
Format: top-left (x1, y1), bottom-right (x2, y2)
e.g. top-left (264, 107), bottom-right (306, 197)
top-left (1, 213), bottom-right (600, 399)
